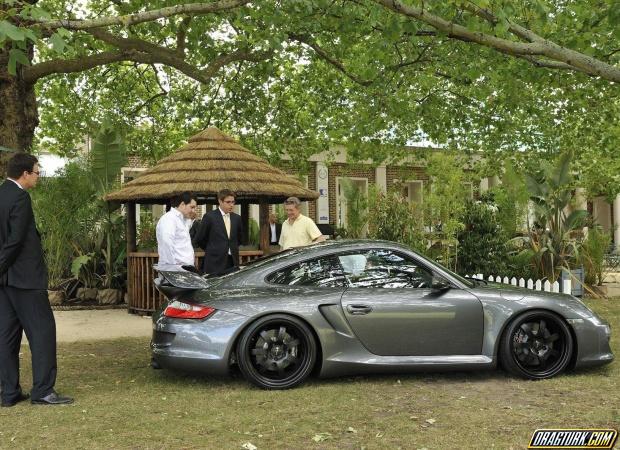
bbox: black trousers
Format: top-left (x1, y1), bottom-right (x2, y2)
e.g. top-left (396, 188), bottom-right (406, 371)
top-left (0, 287), bottom-right (57, 401)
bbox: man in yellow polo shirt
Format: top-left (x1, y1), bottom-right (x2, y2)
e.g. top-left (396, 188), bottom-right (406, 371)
top-left (278, 197), bottom-right (326, 249)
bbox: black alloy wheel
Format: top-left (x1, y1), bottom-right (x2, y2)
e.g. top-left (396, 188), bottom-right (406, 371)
top-left (236, 314), bottom-right (317, 389)
top-left (500, 310), bottom-right (573, 380)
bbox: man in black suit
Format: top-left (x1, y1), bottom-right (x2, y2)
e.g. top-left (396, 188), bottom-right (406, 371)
top-left (269, 213), bottom-right (282, 246)
top-left (0, 153), bottom-right (73, 406)
top-left (192, 189), bottom-right (243, 276)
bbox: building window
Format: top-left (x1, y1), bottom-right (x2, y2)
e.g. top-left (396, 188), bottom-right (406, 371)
top-left (394, 180), bottom-right (423, 204)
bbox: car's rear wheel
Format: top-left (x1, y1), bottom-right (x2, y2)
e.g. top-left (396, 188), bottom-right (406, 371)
top-left (500, 310), bottom-right (573, 380)
top-left (236, 314), bottom-right (317, 389)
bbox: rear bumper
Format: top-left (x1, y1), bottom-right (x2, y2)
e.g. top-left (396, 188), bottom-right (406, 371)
top-left (150, 309), bottom-right (248, 376)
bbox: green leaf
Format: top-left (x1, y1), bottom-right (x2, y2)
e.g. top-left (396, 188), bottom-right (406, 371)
top-left (550, 152), bottom-right (572, 187)
top-left (564, 209), bottom-right (587, 231)
top-left (49, 32), bottom-right (67, 53)
top-left (71, 253), bottom-right (94, 279)
top-left (0, 20), bottom-right (26, 41)
top-left (23, 28), bottom-right (38, 42)
top-left (7, 49), bottom-right (29, 75)
top-left (91, 120), bottom-right (127, 190)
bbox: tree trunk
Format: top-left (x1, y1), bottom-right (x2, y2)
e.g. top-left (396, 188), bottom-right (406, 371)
top-left (0, 44), bottom-right (39, 175)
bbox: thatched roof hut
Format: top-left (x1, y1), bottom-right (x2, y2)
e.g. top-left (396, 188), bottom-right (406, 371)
top-left (107, 128), bottom-right (320, 312)
top-left (105, 127), bottom-right (318, 204)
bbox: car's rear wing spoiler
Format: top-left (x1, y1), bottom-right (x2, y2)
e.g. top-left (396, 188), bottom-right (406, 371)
top-left (153, 265), bottom-right (212, 290)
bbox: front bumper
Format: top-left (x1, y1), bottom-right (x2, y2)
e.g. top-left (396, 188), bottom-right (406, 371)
top-left (568, 318), bottom-right (614, 368)
top-left (151, 309), bottom-right (248, 376)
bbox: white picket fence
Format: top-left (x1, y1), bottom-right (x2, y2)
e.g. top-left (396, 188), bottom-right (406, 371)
top-left (466, 273), bottom-right (571, 294)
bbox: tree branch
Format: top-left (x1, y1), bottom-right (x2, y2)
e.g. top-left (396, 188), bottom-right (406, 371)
top-left (290, 32), bottom-right (432, 88)
top-left (289, 33), bottom-right (373, 86)
top-left (176, 16), bottom-right (192, 56)
top-left (515, 55), bottom-right (582, 72)
top-left (372, 0), bottom-right (620, 82)
top-left (29, 0), bottom-right (251, 31)
top-left (24, 29), bottom-right (273, 84)
top-left (24, 50), bottom-right (135, 83)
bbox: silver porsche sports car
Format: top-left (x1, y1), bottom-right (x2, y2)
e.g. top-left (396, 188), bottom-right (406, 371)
top-left (151, 240), bottom-right (613, 389)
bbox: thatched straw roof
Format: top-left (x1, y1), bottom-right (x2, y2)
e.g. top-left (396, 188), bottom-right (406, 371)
top-left (105, 127), bottom-right (319, 204)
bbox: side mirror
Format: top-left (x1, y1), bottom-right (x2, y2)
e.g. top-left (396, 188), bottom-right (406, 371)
top-left (431, 275), bottom-right (451, 291)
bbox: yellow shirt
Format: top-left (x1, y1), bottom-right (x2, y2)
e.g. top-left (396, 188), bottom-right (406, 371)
top-left (279, 214), bottom-right (323, 249)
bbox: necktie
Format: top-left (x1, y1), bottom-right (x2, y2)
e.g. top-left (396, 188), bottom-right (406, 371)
top-left (223, 214), bottom-right (231, 238)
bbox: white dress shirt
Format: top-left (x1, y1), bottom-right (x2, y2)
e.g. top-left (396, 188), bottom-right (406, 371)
top-left (270, 223), bottom-right (277, 243)
top-left (156, 208), bottom-right (195, 266)
top-left (219, 207), bottom-right (232, 255)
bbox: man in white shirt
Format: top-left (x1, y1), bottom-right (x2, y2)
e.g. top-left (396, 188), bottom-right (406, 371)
top-left (279, 197), bottom-right (326, 250)
top-left (156, 192), bottom-right (197, 266)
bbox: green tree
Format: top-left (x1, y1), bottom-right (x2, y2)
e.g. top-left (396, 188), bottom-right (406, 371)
top-left (0, 0), bottom-right (618, 175)
top-left (423, 152), bottom-right (468, 270)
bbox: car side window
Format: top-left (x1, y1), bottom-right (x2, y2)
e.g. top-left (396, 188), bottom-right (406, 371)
top-left (266, 256), bottom-right (346, 287)
top-left (338, 249), bottom-right (432, 288)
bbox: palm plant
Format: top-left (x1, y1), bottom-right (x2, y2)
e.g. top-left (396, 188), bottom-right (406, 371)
top-left (525, 153), bottom-right (587, 282)
top-left (92, 120), bottom-right (127, 289)
top-left (72, 120), bottom-right (127, 289)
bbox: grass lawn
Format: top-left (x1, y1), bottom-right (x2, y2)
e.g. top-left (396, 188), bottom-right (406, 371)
top-left (1, 299), bottom-right (618, 449)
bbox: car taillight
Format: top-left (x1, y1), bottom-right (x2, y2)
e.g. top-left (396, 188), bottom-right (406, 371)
top-left (163, 300), bottom-right (215, 319)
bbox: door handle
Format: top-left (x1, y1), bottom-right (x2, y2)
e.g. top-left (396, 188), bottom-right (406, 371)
top-left (346, 304), bottom-right (373, 315)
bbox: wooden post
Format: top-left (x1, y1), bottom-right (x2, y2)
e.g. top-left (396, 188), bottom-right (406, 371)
top-left (126, 202), bottom-right (137, 311)
top-left (259, 199), bottom-right (270, 253)
top-left (126, 202), bottom-right (137, 253)
top-left (241, 202), bottom-right (250, 245)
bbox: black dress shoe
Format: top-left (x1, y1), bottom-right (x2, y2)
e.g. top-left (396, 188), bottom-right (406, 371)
top-left (1, 392), bottom-right (30, 407)
top-left (31, 392), bottom-right (74, 405)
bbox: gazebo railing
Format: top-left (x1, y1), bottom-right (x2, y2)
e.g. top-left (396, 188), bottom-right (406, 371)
top-left (127, 250), bottom-right (263, 315)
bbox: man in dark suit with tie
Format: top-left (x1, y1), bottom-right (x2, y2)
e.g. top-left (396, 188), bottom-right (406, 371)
top-left (192, 189), bottom-right (243, 276)
top-left (269, 213), bottom-right (282, 246)
top-left (0, 153), bottom-right (73, 406)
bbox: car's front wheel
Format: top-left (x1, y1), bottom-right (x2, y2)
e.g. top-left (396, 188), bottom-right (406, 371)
top-left (236, 314), bottom-right (317, 389)
top-left (500, 310), bottom-right (573, 380)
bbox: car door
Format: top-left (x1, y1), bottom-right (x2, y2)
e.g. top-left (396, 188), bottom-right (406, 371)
top-left (338, 249), bottom-right (483, 356)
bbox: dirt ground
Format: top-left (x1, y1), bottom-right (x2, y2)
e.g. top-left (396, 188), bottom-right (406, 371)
top-left (50, 309), bottom-right (152, 342)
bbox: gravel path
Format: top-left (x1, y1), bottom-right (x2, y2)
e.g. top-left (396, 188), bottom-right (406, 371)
top-left (52, 309), bottom-right (152, 342)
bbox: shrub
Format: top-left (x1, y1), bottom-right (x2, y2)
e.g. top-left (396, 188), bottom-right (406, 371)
top-left (457, 199), bottom-right (509, 276)
top-left (137, 214), bottom-right (157, 251)
top-left (247, 218), bottom-right (260, 246)
top-left (580, 226), bottom-right (611, 286)
top-left (339, 177), bottom-right (367, 238)
top-left (31, 161), bottom-right (98, 289)
top-left (366, 185), bottom-right (425, 252)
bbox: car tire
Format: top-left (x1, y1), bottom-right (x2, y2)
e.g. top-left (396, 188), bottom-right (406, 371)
top-left (500, 310), bottom-right (573, 380)
top-left (236, 314), bottom-right (317, 389)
